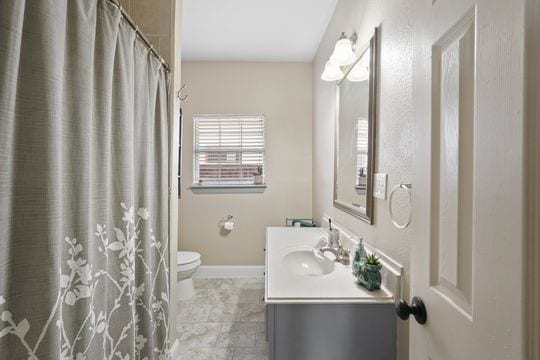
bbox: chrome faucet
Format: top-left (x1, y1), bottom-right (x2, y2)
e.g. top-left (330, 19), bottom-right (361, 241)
top-left (320, 243), bottom-right (351, 265)
top-left (313, 219), bottom-right (351, 265)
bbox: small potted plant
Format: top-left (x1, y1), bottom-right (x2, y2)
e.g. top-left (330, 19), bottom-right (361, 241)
top-left (253, 165), bottom-right (264, 185)
top-left (357, 253), bottom-right (382, 291)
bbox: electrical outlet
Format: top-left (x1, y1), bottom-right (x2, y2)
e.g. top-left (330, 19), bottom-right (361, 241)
top-left (373, 173), bottom-right (387, 200)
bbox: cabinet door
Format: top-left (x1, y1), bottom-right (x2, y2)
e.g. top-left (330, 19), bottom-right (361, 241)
top-left (273, 304), bottom-right (395, 360)
top-left (266, 305), bottom-right (275, 360)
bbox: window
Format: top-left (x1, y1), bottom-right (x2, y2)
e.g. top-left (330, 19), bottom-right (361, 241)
top-left (193, 115), bottom-right (265, 186)
top-left (356, 117), bottom-right (369, 188)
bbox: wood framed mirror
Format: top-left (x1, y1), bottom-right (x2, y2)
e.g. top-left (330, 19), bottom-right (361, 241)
top-left (334, 28), bottom-right (379, 224)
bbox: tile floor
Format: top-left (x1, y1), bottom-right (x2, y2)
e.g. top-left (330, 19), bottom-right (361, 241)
top-left (176, 278), bottom-right (268, 360)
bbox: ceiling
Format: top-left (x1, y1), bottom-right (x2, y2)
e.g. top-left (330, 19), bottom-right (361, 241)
top-left (181, 0), bottom-right (338, 62)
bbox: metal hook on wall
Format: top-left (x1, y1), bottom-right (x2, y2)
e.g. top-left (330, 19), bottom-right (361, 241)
top-left (176, 84), bottom-right (188, 101)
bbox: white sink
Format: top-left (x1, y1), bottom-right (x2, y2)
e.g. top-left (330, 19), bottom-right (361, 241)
top-left (282, 248), bottom-right (335, 277)
top-left (266, 228), bottom-right (397, 303)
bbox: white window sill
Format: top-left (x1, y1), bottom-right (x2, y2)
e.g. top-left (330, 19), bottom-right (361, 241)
top-left (190, 184), bottom-right (267, 194)
top-left (355, 185), bottom-right (367, 195)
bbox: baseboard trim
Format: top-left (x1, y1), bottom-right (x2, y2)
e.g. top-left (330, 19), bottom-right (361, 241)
top-left (170, 339), bottom-right (180, 359)
top-left (193, 265), bottom-right (264, 278)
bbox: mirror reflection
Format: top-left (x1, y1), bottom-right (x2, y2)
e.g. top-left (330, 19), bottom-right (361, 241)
top-left (334, 30), bottom-right (377, 224)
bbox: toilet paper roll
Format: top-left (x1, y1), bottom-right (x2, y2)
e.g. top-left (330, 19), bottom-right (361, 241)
top-left (223, 221), bottom-right (235, 231)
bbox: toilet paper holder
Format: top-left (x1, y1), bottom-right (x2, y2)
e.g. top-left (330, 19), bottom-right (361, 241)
top-left (221, 214), bottom-right (233, 223)
top-left (220, 215), bottom-right (235, 231)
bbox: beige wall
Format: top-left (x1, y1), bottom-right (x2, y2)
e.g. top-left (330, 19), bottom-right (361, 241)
top-left (179, 62), bottom-right (313, 265)
top-left (118, 0), bottom-right (174, 64)
top-left (313, 0), bottom-right (413, 359)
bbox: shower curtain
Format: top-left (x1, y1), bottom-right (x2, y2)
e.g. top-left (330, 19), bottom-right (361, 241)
top-left (0, 1), bottom-right (170, 359)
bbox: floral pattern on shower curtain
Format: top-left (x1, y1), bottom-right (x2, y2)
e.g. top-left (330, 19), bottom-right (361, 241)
top-left (0, 1), bottom-right (170, 359)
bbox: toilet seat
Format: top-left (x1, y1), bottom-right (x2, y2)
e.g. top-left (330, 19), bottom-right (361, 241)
top-left (177, 251), bottom-right (201, 272)
top-left (178, 251), bottom-right (200, 265)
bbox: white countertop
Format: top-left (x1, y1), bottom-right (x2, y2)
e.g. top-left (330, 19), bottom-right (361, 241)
top-left (265, 227), bottom-right (394, 304)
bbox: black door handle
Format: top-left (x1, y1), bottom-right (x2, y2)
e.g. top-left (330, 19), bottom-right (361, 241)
top-left (395, 296), bottom-right (427, 325)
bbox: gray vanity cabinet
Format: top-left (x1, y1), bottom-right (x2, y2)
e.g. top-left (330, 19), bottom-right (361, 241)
top-left (265, 303), bottom-right (396, 360)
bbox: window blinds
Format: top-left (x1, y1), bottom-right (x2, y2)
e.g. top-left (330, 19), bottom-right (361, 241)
top-left (357, 117), bottom-right (369, 181)
top-left (193, 115), bottom-right (265, 185)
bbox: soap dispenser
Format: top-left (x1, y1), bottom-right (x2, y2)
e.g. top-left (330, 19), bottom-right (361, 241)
top-left (352, 237), bottom-right (366, 276)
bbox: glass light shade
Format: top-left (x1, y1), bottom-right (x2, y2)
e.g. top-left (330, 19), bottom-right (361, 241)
top-left (347, 62), bottom-right (369, 82)
top-left (329, 38), bottom-right (357, 66)
top-left (321, 61), bottom-right (344, 81)
top-left (359, 49), bottom-right (371, 68)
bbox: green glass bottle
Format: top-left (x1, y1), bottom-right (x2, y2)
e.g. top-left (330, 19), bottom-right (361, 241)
top-left (352, 238), bottom-right (366, 276)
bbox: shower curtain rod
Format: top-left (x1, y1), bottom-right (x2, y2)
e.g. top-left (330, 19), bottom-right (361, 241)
top-left (108, 0), bottom-right (171, 72)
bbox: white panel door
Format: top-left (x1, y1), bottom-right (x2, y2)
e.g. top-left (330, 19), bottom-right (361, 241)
top-left (410, 0), bottom-right (525, 358)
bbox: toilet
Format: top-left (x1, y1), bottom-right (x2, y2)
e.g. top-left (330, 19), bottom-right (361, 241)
top-left (177, 251), bottom-right (201, 301)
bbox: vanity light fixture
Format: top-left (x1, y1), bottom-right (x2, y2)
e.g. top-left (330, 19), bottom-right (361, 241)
top-left (322, 31), bottom-right (358, 82)
top-left (321, 60), bottom-right (344, 81)
top-left (330, 32), bottom-right (358, 66)
top-left (347, 64), bottom-right (369, 82)
top-left (347, 49), bottom-right (370, 82)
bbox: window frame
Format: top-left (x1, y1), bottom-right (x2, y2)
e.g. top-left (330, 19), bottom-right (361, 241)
top-left (191, 114), bottom-right (267, 192)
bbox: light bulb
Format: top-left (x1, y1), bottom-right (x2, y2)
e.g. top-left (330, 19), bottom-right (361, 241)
top-left (329, 38), bottom-right (357, 66)
top-left (321, 61), bottom-right (344, 82)
top-left (347, 62), bottom-right (369, 82)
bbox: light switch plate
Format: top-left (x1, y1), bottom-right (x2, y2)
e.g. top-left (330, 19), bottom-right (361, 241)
top-left (373, 173), bottom-right (387, 200)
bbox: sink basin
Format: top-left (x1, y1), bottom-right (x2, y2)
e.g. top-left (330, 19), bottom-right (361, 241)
top-left (282, 250), bottom-right (335, 276)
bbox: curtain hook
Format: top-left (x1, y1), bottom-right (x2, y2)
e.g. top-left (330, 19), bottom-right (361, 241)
top-left (176, 84), bottom-right (188, 101)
